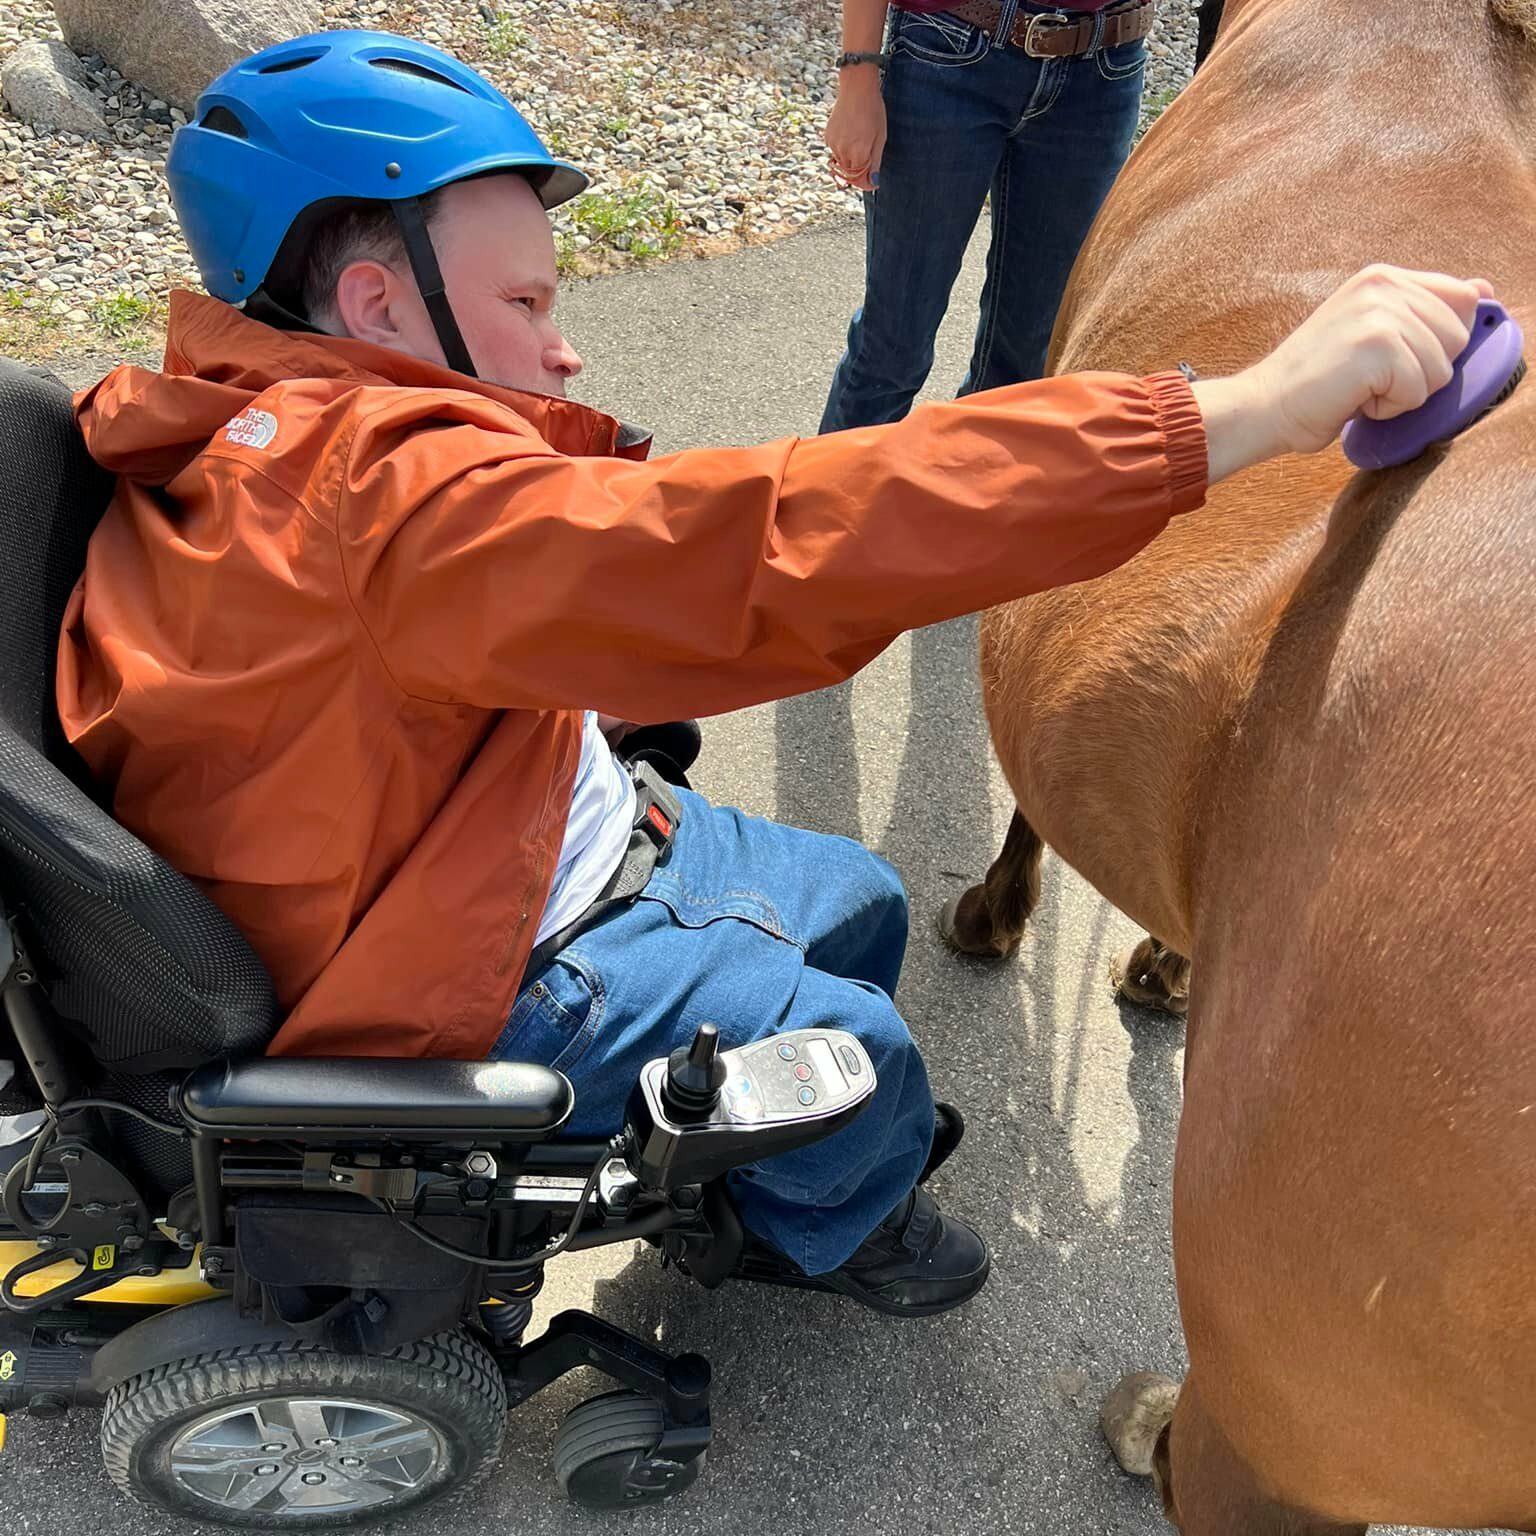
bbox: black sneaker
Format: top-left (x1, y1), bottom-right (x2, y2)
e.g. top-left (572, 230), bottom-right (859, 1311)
top-left (820, 1187), bottom-right (990, 1318)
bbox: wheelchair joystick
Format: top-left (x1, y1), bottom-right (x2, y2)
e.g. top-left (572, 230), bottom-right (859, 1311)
top-left (662, 1023), bottom-right (727, 1123)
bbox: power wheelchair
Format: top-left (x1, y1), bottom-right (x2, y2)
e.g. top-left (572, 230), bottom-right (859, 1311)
top-left (0, 356), bottom-right (881, 1527)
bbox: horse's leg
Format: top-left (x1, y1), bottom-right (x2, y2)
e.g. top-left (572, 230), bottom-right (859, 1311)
top-left (1106, 1372), bottom-right (1368, 1536)
top-left (1111, 935), bottom-right (1191, 1017)
top-left (936, 809), bottom-right (1044, 958)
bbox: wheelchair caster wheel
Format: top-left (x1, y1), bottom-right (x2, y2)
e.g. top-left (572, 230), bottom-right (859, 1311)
top-left (554, 1389), bottom-right (706, 1509)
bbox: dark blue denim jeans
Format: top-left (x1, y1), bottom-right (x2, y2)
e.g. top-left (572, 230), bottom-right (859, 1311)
top-left (821, 2), bottom-right (1146, 431)
top-left (490, 790), bottom-right (935, 1276)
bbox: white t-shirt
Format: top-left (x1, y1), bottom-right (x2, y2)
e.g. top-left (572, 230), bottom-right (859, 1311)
top-left (535, 712), bottom-right (637, 946)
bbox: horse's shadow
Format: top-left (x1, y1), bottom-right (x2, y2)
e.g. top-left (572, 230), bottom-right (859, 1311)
top-left (437, 614), bottom-right (1192, 1535)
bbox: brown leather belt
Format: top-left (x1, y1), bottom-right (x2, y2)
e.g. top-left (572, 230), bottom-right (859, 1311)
top-left (942, 0), bottom-right (1155, 56)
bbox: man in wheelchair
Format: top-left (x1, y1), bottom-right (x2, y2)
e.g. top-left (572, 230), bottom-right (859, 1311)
top-left (0, 24), bottom-right (1487, 1530)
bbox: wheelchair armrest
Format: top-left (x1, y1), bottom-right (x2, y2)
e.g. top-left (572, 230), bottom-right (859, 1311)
top-left (179, 1056), bottom-right (575, 1142)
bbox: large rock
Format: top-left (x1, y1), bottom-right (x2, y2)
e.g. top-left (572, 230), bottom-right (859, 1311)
top-left (1, 39), bottom-right (107, 136)
top-left (51, 0), bottom-right (322, 115)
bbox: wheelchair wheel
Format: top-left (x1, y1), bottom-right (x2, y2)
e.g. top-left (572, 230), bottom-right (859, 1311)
top-left (553, 1389), bottom-right (705, 1509)
top-left (100, 1330), bottom-right (507, 1528)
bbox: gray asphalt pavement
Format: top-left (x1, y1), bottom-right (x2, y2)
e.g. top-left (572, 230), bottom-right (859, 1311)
top-left (25, 220), bottom-right (1470, 1536)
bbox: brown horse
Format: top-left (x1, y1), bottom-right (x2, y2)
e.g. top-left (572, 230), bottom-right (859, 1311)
top-left (943, 1), bottom-right (1536, 1530)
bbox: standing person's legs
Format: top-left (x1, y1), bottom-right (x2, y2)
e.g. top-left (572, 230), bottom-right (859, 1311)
top-left (820, 9), bottom-right (1026, 433)
top-left (963, 9), bottom-right (1146, 392)
top-left (491, 791), bottom-right (988, 1313)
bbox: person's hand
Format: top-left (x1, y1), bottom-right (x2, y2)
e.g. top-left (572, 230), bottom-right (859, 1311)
top-left (1191, 265), bottom-right (1495, 482)
top-left (825, 67), bottom-right (886, 192)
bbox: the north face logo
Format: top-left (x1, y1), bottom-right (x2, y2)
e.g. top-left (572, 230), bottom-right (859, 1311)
top-left (224, 407), bottom-right (277, 450)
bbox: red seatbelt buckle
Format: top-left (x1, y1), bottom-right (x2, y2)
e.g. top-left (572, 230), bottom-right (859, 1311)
top-left (646, 803), bottom-right (673, 840)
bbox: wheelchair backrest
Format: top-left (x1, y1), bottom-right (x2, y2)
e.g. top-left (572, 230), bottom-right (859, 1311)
top-left (0, 357), bottom-right (277, 1073)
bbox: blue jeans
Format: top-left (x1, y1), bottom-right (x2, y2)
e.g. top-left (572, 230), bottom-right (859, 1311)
top-left (490, 790), bottom-right (935, 1276)
top-left (821, 1), bottom-right (1147, 431)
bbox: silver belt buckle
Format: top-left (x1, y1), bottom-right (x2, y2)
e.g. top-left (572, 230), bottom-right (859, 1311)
top-left (1022, 10), bottom-right (1070, 56)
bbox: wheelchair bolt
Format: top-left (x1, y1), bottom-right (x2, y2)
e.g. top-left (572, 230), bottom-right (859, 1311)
top-left (58, 1149), bottom-right (80, 1164)
top-left (36, 1235), bottom-right (56, 1249)
top-left (315, 1438), bottom-right (337, 1447)
top-left (256, 1464), bottom-right (279, 1477)
top-left (122, 1235), bottom-right (144, 1253)
top-left (261, 1444), bottom-right (285, 1454)
top-left (464, 1177), bottom-right (492, 1201)
top-left (176, 1232), bottom-right (196, 1250)
top-left (340, 1456), bottom-right (363, 1468)
top-left (301, 1473), bottom-right (326, 1486)
top-left (81, 1202), bottom-right (106, 1217)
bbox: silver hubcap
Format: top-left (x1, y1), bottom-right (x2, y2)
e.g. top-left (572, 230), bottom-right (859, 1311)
top-left (168, 1397), bottom-right (447, 1517)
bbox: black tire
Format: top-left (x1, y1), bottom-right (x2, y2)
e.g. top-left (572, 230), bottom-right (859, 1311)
top-left (100, 1330), bottom-right (508, 1529)
top-left (553, 1389), bottom-right (704, 1509)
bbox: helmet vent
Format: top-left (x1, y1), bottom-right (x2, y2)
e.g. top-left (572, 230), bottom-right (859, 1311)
top-left (199, 105), bottom-right (249, 138)
top-left (370, 57), bottom-right (471, 91)
top-left (258, 52), bottom-right (324, 73)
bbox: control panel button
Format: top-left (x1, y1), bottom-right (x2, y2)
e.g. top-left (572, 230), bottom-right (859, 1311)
top-left (776, 1043), bottom-right (797, 1061)
top-left (793, 1063), bottom-right (813, 1082)
top-left (839, 1045), bottom-right (863, 1076)
top-left (796, 1086), bottom-right (816, 1106)
top-left (727, 1075), bottom-right (754, 1098)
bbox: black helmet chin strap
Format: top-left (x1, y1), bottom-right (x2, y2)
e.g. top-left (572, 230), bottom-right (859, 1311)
top-left (392, 195), bottom-right (478, 379)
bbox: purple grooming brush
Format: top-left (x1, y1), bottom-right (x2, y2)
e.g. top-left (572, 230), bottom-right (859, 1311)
top-left (1340, 299), bottom-right (1526, 470)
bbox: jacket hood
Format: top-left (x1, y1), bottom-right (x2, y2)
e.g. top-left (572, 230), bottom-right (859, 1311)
top-left (76, 289), bottom-right (649, 486)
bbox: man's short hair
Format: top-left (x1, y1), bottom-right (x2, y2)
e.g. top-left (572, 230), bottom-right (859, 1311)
top-left (289, 191), bottom-right (449, 332)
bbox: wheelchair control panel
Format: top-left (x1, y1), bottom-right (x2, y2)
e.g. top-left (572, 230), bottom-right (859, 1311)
top-left (624, 1023), bottom-right (876, 1192)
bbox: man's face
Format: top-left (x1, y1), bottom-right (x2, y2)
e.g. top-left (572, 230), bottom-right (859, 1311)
top-left (334, 173), bottom-right (583, 395)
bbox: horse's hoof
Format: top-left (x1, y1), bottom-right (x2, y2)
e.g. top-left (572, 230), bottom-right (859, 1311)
top-left (1110, 945), bottom-right (1190, 1017)
top-left (936, 892), bottom-right (1019, 960)
top-left (1101, 1371), bottom-right (1180, 1476)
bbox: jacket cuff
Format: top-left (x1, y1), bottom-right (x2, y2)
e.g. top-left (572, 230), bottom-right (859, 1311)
top-left (1143, 369), bottom-right (1209, 516)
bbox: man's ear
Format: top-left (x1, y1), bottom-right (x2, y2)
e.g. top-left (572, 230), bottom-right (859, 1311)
top-left (333, 260), bottom-right (409, 347)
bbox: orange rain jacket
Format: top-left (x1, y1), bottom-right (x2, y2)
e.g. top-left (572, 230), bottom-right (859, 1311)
top-left (57, 290), bottom-right (1208, 1059)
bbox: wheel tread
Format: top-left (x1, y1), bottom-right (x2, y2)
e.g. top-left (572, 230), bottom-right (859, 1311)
top-left (100, 1330), bottom-right (507, 1529)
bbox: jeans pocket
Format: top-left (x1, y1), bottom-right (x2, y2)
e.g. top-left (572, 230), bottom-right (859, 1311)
top-left (492, 954), bottom-right (602, 1075)
top-left (1095, 36), bottom-right (1147, 80)
top-left (891, 8), bottom-right (990, 66)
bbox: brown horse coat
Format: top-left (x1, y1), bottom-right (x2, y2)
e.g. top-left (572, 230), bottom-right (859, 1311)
top-left (963, 1), bottom-right (1536, 1527)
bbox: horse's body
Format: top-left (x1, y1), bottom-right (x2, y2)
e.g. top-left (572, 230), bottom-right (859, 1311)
top-left (949, 2), bottom-right (1536, 1528)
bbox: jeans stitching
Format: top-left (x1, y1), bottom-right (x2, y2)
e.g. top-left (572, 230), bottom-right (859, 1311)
top-left (1013, 55), bottom-right (1066, 125)
top-left (970, 150), bottom-right (1012, 385)
top-left (645, 871), bottom-right (795, 946)
top-left (544, 949), bottom-right (607, 1074)
top-left (1095, 38), bottom-right (1147, 79)
top-left (891, 11), bottom-right (990, 66)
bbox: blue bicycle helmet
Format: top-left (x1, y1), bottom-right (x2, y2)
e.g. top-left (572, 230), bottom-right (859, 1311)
top-left (167, 29), bottom-right (588, 375)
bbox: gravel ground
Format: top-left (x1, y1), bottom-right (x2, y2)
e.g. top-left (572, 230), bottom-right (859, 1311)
top-left (1, 0), bottom-right (1198, 358)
